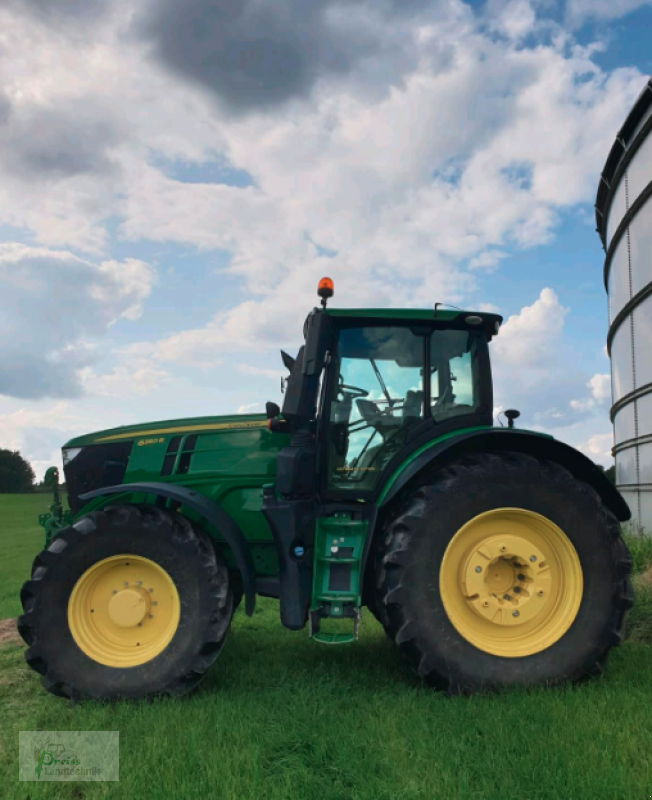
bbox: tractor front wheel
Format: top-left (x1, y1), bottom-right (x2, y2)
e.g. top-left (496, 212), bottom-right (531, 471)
top-left (374, 452), bottom-right (633, 693)
top-left (18, 505), bottom-right (233, 700)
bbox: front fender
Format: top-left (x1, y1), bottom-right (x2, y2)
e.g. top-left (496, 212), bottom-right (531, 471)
top-left (79, 482), bottom-right (257, 615)
top-left (377, 428), bottom-right (630, 522)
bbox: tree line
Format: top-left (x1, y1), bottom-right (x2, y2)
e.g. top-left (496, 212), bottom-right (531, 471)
top-left (0, 448), bottom-right (36, 493)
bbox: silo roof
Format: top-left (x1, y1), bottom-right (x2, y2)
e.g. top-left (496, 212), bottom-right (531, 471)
top-left (595, 76), bottom-right (652, 250)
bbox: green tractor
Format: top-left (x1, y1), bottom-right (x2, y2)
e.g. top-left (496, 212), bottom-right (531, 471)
top-left (19, 279), bottom-right (633, 699)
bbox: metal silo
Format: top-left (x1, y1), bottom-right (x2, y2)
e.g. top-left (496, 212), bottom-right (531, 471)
top-left (596, 76), bottom-right (652, 532)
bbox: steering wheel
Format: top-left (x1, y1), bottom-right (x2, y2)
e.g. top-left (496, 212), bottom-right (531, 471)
top-left (339, 383), bottom-right (369, 399)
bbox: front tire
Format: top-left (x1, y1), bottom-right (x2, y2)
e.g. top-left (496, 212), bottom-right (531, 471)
top-left (374, 452), bottom-right (633, 693)
top-left (18, 505), bottom-right (233, 700)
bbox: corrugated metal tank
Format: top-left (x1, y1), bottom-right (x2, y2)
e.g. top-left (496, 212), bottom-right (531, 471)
top-left (596, 77), bottom-right (652, 532)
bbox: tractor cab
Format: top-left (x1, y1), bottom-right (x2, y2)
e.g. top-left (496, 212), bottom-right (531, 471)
top-left (270, 281), bottom-right (501, 498)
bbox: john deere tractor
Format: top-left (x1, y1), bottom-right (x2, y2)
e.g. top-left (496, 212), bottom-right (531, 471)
top-left (19, 279), bottom-right (633, 699)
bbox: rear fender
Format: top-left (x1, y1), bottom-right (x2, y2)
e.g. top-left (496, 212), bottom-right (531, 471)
top-left (377, 429), bottom-right (630, 521)
top-left (79, 482), bottom-right (257, 615)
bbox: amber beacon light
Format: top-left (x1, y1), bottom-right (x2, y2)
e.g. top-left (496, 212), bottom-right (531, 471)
top-left (317, 277), bottom-right (334, 307)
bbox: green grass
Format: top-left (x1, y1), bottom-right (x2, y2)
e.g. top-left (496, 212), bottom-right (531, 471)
top-left (2, 494), bottom-right (652, 799)
top-left (0, 493), bottom-right (49, 619)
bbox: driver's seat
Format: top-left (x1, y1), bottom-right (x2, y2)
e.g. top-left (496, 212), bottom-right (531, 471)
top-left (403, 390), bottom-right (423, 420)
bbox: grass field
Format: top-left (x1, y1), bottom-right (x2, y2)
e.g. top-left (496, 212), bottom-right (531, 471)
top-left (2, 493), bottom-right (652, 799)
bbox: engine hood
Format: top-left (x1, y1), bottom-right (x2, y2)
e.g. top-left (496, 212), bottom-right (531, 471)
top-left (63, 413), bottom-right (269, 448)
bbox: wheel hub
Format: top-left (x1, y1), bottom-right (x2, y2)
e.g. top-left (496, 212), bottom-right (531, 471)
top-left (439, 509), bottom-right (583, 657)
top-left (462, 534), bottom-right (552, 627)
top-left (68, 555), bottom-right (180, 667)
top-left (108, 587), bottom-right (150, 628)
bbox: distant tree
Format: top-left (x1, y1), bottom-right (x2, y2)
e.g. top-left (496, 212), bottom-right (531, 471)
top-left (0, 448), bottom-right (36, 493)
top-left (604, 464), bottom-right (616, 485)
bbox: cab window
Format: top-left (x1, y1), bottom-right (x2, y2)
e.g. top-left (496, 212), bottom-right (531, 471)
top-left (328, 327), bottom-right (425, 490)
top-left (430, 330), bottom-right (483, 421)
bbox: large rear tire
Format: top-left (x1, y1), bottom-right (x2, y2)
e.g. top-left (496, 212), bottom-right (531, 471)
top-left (18, 504), bottom-right (233, 700)
top-left (374, 452), bottom-right (633, 693)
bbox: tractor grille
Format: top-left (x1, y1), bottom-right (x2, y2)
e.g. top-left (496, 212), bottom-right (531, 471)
top-left (64, 442), bottom-right (133, 515)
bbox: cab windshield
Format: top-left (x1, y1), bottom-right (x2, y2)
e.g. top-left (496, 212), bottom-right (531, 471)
top-left (327, 325), bottom-right (484, 490)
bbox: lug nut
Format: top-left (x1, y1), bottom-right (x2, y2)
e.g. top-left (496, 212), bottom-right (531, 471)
top-left (152, 601), bottom-right (158, 606)
top-left (503, 594), bottom-right (510, 601)
top-left (148, 588), bottom-right (154, 593)
top-left (530, 555), bottom-right (537, 562)
top-left (475, 566), bottom-right (482, 573)
top-left (137, 581), bottom-right (142, 586)
top-left (512, 611), bottom-right (520, 617)
top-left (513, 586), bottom-right (521, 594)
top-left (517, 574), bottom-right (526, 581)
top-left (112, 590), bottom-right (118, 594)
top-left (123, 581), bottom-right (129, 587)
top-left (149, 614), bottom-right (154, 619)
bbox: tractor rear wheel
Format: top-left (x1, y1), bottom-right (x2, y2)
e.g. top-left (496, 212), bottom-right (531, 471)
top-left (18, 504), bottom-right (233, 700)
top-left (374, 452), bottom-right (633, 693)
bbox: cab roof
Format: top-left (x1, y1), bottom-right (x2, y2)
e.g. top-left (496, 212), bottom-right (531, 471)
top-left (323, 308), bottom-right (503, 341)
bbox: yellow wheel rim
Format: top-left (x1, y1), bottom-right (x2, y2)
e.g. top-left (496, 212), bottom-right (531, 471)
top-left (68, 555), bottom-right (180, 667)
top-left (440, 509), bottom-right (583, 658)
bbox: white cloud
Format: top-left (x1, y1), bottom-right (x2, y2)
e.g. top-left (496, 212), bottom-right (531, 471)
top-left (468, 250), bottom-right (509, 271)
top-left (566, 0), bottom-right (652, 25)
top-left (589, 373), bottom-right (611, 402)
top-left (569, 372), bottom-right (612, 412)
top-left (493, 287), bottom-right (568, 375)
top-left (0, 244), bottom-right (155, 399)
top-left (79, 366), bottom-right (171, 397)
top-left (486, 0), bottom-right (538, 40)
top-left (576, 432), bottom-right (614, 466)
top-left (0, 402), bottom-right (96, 480)
top-left (236, 402), bottom-right (261, 414)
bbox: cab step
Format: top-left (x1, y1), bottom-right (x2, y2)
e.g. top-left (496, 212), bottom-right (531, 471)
top-left (309, 514), bottom-right (367, 644)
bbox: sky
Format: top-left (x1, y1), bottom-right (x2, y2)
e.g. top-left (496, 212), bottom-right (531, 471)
top-left (0, 0), bottom-right (651, 480)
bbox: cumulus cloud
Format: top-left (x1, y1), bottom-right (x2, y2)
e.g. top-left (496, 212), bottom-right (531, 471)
top-left (490, 287), bottom-right (609, 437)
top-left (0, 244), bottom-right (155, 399)
top-left (134, 0), bottom-right (448, 116)
top-left (0, 402), bottom-right (97, 480)
top-left (570, 372), bottom-right (612, 412)
top-left (589, 373), bottom-right (611, 402)
top-left (493, 288), bottom-right (568, 375)
top-left (566, 0), bottom-right (652, 24)
top-left (0, 100), bottom-right (122, 181)
top-left (236, 402), bottom-right (261, 414)
top-left (577, 432), bottom-right (614, 464)
top-left (79, 366), bottom-right (171, 397)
